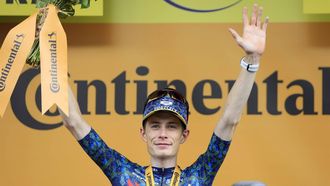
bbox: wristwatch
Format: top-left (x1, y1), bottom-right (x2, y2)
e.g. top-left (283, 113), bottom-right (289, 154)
top-left (240, 57), bottom-right (259, 72)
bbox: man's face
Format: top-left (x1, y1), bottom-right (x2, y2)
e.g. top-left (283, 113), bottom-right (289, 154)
top-left (141, 111), bottom-right (189, 160)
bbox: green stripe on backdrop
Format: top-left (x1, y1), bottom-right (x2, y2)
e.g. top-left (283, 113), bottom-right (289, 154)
top-left (0, 0), bottom-right (330, 23)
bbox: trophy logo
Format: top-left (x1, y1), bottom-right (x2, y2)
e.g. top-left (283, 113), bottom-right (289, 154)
top-left (0, 34), bottom-right (24, 92)
top-left (47, 32), bottom-right (60, 93)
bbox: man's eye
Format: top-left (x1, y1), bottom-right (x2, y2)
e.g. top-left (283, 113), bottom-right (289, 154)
top-left (151, 125), bottom-right (159, 128)
top-left (169, 125), bottom-right (177, 129)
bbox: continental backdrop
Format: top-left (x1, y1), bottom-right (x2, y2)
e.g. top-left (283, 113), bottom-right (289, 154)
top-left (0, 0), bottom-right (329, 186)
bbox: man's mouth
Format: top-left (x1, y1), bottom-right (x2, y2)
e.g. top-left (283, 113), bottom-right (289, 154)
top-left (155, 143), bottom-right (171, 148)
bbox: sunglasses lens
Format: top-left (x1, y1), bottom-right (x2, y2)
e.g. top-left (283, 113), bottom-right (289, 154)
top-left (171, 91), bottom-right (186, 103)
top-left (146, 89), bottom-right (188, 108)
top-left (147, 90), bottom-right (166, 101)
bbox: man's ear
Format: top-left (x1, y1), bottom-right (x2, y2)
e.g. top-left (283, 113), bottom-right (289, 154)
top-left (180, 129), bottom-right (190, 144)
top-left (140, 128), bottom-right (147, 142)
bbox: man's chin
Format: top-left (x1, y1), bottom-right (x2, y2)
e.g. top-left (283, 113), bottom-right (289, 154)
top-left (153, 153), bottom-right (174, 159)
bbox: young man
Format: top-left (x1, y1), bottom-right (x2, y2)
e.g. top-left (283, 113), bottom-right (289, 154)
top-left (60, 4), bottom-right (268, 186)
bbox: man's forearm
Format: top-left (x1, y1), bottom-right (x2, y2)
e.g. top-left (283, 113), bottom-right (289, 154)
top-left (215, 4), bottom-right (268, 140)
top-left (59, 86), bottom-right (91, 140)
top-left (214, 55), bottom-right (259, 141)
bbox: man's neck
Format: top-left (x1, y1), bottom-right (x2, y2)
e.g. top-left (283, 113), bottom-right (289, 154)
top-left (150, 156), bottom-right (177, 168)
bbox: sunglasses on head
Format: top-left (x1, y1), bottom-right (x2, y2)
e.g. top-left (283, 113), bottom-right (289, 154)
top-left (144, 88), bottom-right (189, 109)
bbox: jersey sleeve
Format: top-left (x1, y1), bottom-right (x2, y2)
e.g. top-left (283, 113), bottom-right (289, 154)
top-left (78, 128), bottom-right (133, 182)
top-left (183, 133), bottom-right (231, 185)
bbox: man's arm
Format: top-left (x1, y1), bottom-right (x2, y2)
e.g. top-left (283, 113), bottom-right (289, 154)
top-left (214, 4), bottom-right (269, 141)
top-left (59, 85), bottom-right (91, 140)
top-left (59, 85), bottom-right (137, 184)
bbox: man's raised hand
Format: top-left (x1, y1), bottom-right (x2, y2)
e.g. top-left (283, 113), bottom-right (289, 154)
top-left (229, 4), bottom-right (269, 57)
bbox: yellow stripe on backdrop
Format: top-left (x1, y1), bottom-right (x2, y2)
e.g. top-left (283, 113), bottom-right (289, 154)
top-left (1, 0), bottom-right (330, 23)
top-left (304, 0), bottom-right (330, 14)
top-left (0, 22), bottom-right (330, 186)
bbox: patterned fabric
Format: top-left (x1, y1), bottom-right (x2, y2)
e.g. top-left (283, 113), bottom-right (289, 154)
top-left (79, 128), bottom-right (231, 186)
top-left (143, 95), bottom-right (188, 125)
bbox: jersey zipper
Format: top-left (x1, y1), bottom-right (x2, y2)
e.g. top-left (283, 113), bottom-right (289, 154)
top-left (160, 168), bottom-right (165, 186)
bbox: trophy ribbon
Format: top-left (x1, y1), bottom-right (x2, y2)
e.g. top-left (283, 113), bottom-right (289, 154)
top-left (40, 4), bottom-right (68, 116)
top-left (0, 4), bottom-right (69, 117)
top-left (0, 12), bottom-right (38, 117)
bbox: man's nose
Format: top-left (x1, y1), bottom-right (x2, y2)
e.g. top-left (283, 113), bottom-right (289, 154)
top-left (158, 127), bottom-right (168, 139)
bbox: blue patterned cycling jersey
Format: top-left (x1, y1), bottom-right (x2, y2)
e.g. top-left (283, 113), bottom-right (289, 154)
top-left (78, 128), bottom-right (231, 186)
